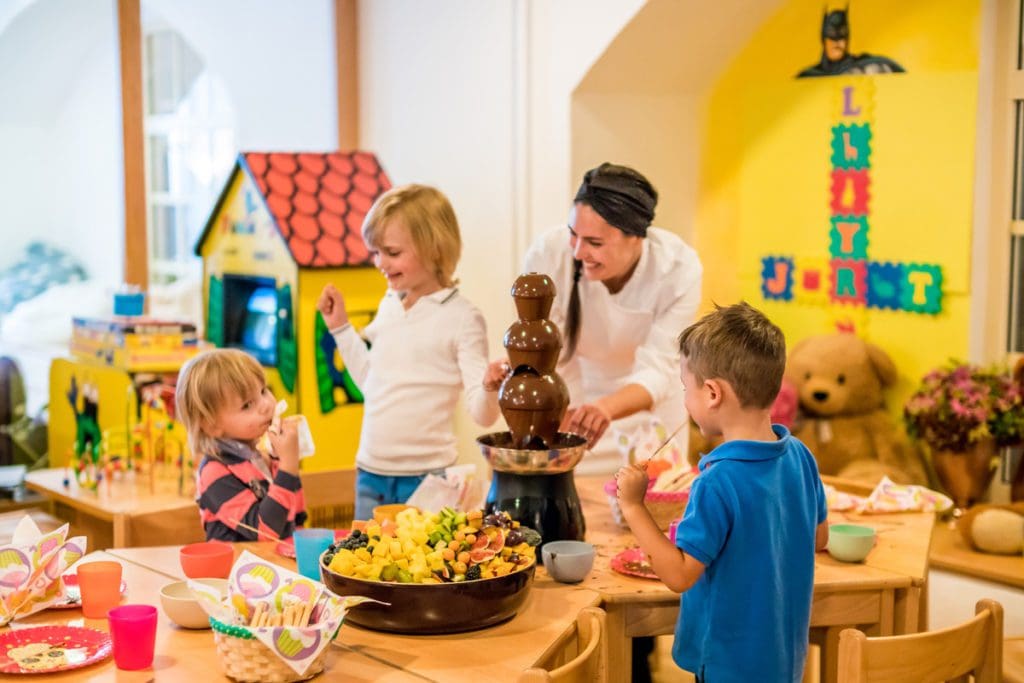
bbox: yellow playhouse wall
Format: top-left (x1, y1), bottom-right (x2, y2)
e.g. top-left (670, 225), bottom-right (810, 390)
top-left (699, 0), bottom-right (981, 413)
top-left (198, 170), bottom-right (299, 405)
top-left (297, 268), bottom-right (386, 472)
top-left (48, 358), bottom-right (136, 468)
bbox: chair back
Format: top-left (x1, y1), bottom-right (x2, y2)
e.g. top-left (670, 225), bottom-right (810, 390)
top-left (518, 606), bottom-right (606, 682)
top-left (300, 468), bottom-right (355, 528)
top-left (837, 599), bottom-right (1003, 683)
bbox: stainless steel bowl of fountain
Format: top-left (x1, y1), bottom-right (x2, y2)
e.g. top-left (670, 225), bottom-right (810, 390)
top-left (477, 432), bottom-right (588, 474)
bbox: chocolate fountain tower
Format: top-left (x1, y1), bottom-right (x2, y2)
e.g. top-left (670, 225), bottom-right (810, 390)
top-left (477, 274), bottom-right (587, 545)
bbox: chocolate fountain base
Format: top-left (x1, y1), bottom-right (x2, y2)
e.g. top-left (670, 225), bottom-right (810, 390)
top-left (487, 470), bottom-right (586, 555)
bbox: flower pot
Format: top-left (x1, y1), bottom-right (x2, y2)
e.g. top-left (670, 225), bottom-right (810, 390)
top-left (932, 438), bottom-right (998, 510)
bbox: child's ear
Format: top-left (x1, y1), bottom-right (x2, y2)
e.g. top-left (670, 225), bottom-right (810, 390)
top-left (704, 378), bottom-right (725, 408)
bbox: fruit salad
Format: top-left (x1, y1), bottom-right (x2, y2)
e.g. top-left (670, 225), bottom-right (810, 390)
top-left (324, 509), bottom-right (540, 584)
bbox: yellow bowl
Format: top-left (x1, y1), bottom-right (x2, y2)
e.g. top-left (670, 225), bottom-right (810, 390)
top-left (159, 578), bottom-right (229, 629)
top-left (826, 524), bottom-right (876, 563)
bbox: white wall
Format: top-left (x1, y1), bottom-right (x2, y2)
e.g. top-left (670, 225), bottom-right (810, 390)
top-left (0, 0), bottom-right (338, 279)
top-left (359, 0), bottom-right (643, 458)
top-left (0, 0), bottom-right (121, 279)
top-left (141, 0), bottom-right (337, 152)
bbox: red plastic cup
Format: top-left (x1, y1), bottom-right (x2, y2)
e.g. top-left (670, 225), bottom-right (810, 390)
top-left (108, 604), bottom-right (157, 670)
top-left (77, 561), bottom-right (123, 618)
top-left (179, 541), bottom-right (234, 578)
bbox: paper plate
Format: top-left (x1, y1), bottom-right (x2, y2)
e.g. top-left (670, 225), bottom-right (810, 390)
top-left (610, 547), bottom-right (659, 580)
top-left (52, 573), bottom-right (127, 610)
top-left (275, 529), bottom-right (351, 559)
top-left (0, 625), bottom-right (111, 674)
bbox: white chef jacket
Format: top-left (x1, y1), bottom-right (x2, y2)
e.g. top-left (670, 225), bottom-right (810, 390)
top-left (523, 225), bottom-right (703, 474)
top-left (331, 287), bottom-right (500, 475)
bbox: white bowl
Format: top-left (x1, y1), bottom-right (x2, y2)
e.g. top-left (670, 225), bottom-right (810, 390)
top-left (159, 578), bottom-right (228, 629)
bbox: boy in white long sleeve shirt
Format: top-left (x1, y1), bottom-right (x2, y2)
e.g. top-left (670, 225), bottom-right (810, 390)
top-left (318, 184), bottom-right (505, 520)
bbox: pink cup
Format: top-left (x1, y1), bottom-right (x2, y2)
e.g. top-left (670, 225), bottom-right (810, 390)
top-left (108, 604), bottom-right (158, 670)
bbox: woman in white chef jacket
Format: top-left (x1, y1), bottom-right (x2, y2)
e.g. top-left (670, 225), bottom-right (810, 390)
top-left (523, 162), bottom-right (703, 475)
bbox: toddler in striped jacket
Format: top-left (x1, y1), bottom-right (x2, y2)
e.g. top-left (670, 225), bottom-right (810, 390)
top-left (175, 348), bottom-right (307, 542)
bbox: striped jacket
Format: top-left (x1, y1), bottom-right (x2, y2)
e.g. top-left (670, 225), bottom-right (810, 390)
top-left (197, 439), bottom-right (307, 542)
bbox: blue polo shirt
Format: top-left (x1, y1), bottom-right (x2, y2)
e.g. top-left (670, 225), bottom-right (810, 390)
top-left (672, 425), bottom-right (826, 683)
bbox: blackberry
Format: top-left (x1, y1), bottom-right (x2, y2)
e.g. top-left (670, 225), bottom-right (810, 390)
top-left (465, 565), bottom-right (482, 581)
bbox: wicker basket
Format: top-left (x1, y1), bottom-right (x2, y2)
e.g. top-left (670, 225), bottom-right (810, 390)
top-left (210, 617), bottom-right (331, 683)
top-left (603, 479), bottom-right (688, 532)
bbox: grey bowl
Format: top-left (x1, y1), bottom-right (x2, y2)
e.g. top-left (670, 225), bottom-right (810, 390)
top-left (541, 541), bottom-right (595, 583)
top-left (477, 432), bottom-right (587, 474)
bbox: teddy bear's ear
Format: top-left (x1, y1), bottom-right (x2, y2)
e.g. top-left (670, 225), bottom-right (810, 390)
top-left (865, 342), bottom-right (898, 387)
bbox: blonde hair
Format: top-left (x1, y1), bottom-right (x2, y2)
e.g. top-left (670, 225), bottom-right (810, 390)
top-left (175, 348), bottom-right (266, 458)
top-left (361, 184), bottom-right (462, 288)
top-left (677, 302), bottom-right (786, 409)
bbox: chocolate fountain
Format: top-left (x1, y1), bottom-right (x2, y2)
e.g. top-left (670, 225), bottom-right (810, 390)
top-left (477, 274), bottom-right (587, 545)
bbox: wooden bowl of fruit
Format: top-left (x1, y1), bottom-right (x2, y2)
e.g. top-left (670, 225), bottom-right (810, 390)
top-left (319, 509), bottom-right (539, 634)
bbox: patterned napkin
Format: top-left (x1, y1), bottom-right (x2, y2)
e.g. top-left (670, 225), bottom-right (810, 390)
top-left (0, 516), bottom-right (87, 625)
top-left (824, 477), bottom-right (953, 514)
top-left (189, 550), bottom-right (382, 676)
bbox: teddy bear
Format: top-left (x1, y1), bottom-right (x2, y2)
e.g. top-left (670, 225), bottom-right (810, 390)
top-left (785, 333), bottom-right (929, 485)
top-left (958, 502), bottom-right (1024, 554)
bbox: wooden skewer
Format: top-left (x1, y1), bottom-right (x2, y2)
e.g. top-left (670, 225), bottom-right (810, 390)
top-left (227, 518), bottom-right (280, 542)
top-left (300, 600), bottom-right (314, 627)
top-left (644, 422), bottom-right (687, 465)
top-left (249, 601), bottom-right (266, 627)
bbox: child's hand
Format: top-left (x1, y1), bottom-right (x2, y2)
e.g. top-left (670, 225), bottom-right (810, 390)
top-left (483, 360), bottom-right (511, 392)
top-left (317, 284), bottom-right (349, 329)
top-left (615, 463), bottom-right (650, 507)
top-left (268, 418), bottom-right (300, 474)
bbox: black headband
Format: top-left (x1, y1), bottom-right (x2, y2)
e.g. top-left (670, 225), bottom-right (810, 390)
top-left (573, 166), bottom-right (656, 238)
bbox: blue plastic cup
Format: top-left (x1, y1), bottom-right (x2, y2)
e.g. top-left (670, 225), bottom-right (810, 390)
top-left (294, 528), bottom-right (334, 580)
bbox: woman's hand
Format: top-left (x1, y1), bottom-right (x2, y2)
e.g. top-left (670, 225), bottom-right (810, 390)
top-left (268, 418), bottom-right (300, 475)
top-left (483, 360), bottom-right (511, 392)
top-left (317, 284), bottom-right (349, 329)
top-left (561, 402), bottom-right (612, 446)
top-left (615, 463), bottom-right (649, 508)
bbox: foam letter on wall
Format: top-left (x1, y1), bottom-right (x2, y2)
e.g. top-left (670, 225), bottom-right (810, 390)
top-left (830, 170), bottom-right (870, 216)
top-left (761, 256), bottom-right (794, 301)
top-left (830, 259), bottom-right (867, 305)
top-left (900, 264), bottom-right (943, 314)
top-left (829, 216), bottom-right (869, 259)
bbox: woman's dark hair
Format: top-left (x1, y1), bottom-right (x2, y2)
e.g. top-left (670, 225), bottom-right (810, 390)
top-left (564, 163), bottom-right (657, 361)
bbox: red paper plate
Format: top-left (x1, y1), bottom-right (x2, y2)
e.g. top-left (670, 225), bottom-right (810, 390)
top-left (52, 573), bottom-right (128, 610)
top-left (610, 547), bottom-right (659, 580)
top-left (275, 529), bottom-right (351, 559)
top-left (0, 625), bottom-right (111, 674)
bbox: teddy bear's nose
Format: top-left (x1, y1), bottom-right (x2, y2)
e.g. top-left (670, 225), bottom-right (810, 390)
top-left (812, 390), bottom-right (829, 402)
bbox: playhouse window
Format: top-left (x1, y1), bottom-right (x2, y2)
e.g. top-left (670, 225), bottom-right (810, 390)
top-left (222, 275), bottom-right (278, 367)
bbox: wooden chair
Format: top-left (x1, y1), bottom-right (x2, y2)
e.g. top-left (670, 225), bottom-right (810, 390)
top-left (300, 468), bottom-right (355, 529)
top-left (1004, 635), bottom-right (1024, 683)
top-left (803, 643), bottom-right (821, 683)
top-left (837, 599), bottom-right (1003, 682)
top-left (518, 606), bottom-right (606, 682)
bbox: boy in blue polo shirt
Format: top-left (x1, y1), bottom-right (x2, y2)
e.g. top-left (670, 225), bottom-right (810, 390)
top-left (616, 302), bottom-right (829, 683)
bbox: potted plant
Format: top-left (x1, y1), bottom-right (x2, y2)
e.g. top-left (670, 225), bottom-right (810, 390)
top-left (904, 362), bottom-right (1024, 509)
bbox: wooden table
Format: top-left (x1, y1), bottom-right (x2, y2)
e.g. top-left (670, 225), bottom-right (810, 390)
top-left (25, 468), bottom-right (204, 548)
top-left (929, 518), bottom-right (1024, 589)
top-left (571, 475), bottom-right (935, 683)
top-left (107, 543), bottom-right (601, 682)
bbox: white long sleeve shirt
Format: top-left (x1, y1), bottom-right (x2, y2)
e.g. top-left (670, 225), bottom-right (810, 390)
top-left (524, 226), bottom-right (703, 473)
top-left (331, 287), bottom-right (500, 475)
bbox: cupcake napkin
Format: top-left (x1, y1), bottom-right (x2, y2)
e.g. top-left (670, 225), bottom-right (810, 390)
top-left (189, 550), bottom-right (381, 676)
top-left (0, 516), bottom-right (87, 625)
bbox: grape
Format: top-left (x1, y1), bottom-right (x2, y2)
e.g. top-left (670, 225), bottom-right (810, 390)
top-left (506, 529), bottom-right (525, 546)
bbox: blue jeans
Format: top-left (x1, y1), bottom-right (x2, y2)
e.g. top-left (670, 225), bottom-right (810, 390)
top-left (354, 469), bottom-right (431, 521)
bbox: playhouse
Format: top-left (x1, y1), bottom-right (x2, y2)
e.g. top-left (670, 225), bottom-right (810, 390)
top-left (194, 151), bottom-right (390, 471)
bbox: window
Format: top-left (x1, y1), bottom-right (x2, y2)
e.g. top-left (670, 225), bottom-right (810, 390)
top-left (142, 27), bottom-right (235, 284)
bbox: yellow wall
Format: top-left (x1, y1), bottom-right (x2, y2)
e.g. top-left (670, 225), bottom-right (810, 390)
top-left (699, 0), bottom-right (981, 409)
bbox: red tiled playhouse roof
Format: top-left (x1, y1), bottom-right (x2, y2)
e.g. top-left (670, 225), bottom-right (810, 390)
top-left (197, 151), bottom-right (392, 267)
